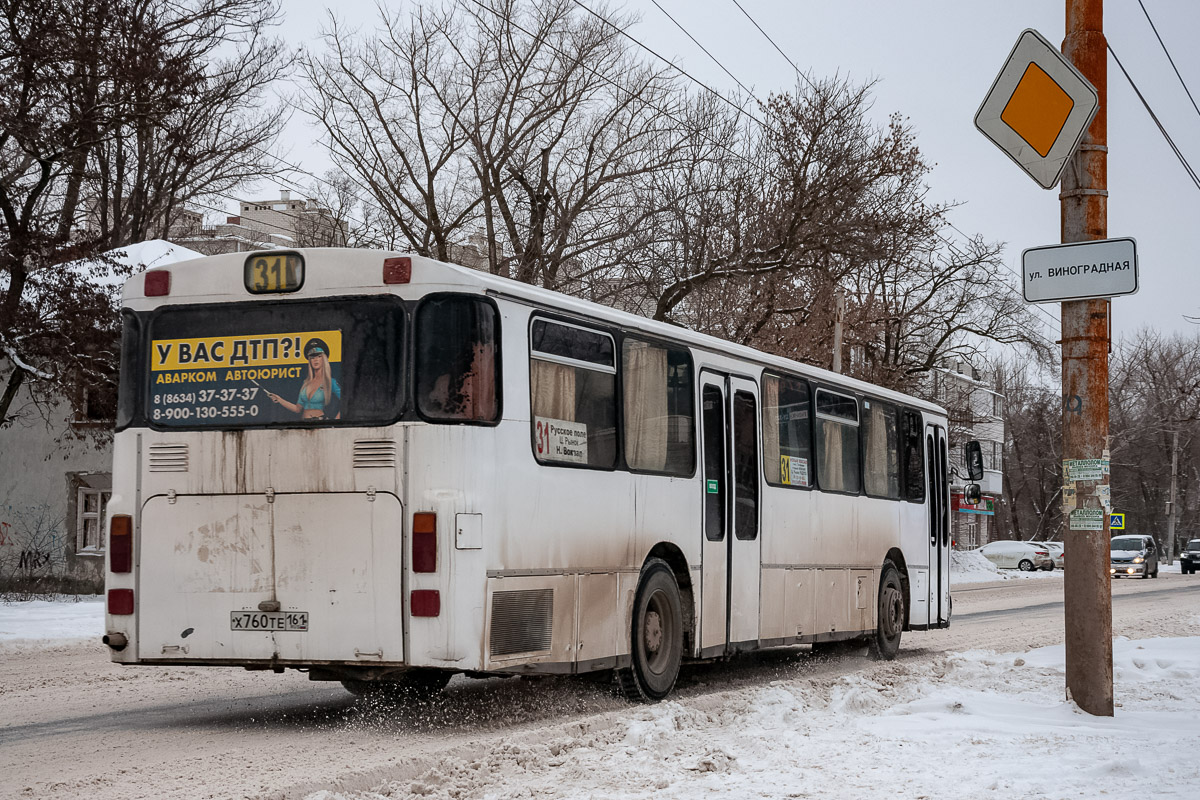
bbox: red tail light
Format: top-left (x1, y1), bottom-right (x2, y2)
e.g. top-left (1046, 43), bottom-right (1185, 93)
top-left (108, 588), bottom-right (134, 615)
top-left (383, 256), bottom-right (411, 284)
top-left (411, 589), bottom-right (440, 617)
top-left (144, 270), bottom-right (171, 296)
top-left (413, 512), bottom-right (436, 573)
top-left (110, 515), bottom-right (132, 573)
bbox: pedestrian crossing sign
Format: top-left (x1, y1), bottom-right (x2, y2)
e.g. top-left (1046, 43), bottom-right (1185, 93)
top-left (1110, 513), bottom-right (1125, 530)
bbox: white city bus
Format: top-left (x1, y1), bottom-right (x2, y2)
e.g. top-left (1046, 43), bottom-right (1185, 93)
top-left (103, 249), bottom-right (951, 701)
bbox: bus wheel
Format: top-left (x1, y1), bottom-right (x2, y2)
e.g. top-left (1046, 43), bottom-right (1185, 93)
top-left (618, 558), bottom-right (683, 702)
top-left (868, 561), bottom-right (905, 661)
top-left (341, 668), bottom-right (450, 700)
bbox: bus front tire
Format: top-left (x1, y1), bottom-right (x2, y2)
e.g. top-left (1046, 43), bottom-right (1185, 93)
top-left (341, 668), bottom-right (451, 700)
top-left (618, 558), bottom-right (683, 702)
top-left (868, 561), bottom-right (905, 661)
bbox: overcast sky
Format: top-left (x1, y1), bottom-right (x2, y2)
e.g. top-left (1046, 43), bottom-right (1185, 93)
top-left (253, 0), bottom-right (1200, 342)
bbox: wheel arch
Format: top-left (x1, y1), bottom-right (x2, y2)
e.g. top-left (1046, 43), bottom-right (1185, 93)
top-left (645, 542), bottom-right (695, 655)
top-left (884, 547), bottom-right (912, 632)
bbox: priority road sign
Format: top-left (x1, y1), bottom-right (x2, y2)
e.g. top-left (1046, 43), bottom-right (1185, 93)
top-left (975, 29), bottom-right (1100, 189)
top-left (1110, 513), bottom-right (1125, 530)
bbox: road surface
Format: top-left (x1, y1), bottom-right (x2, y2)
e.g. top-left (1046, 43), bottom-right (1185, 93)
top-left (2, 573), bottom-right (1198, 799)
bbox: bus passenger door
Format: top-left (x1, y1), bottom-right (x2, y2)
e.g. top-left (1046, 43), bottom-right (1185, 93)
top-left (698, 373), bottom-right (762, 655)
top-left (926, 425), bottom-right (951, 626)
top-left (727, 376), bottom-right (761, 648)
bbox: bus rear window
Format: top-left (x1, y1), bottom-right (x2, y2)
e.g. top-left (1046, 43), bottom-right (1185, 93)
top-left (143, 297), bottom-right (405, 428)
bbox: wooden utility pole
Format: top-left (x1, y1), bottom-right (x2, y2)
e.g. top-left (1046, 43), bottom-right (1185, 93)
top-left (1060, 0), bottom-right (1114, 716)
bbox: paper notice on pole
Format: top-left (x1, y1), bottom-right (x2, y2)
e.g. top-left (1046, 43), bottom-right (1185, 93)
top-left (1064, 458), bottom-right (1106, 481)
top-left (1069, 507), bottom-right (1105, 531)
top-left (1062, 485), bottom-right (1077, 512)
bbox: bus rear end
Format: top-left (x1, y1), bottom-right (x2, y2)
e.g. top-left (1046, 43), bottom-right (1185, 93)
top-left (104, 251), bottom-right (416, 675)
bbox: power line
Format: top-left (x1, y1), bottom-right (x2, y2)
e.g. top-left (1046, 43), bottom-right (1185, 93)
top-left (648, 0), bottom-right (760, 102)
top-left (727, 0), bottom-right (818, 92)
top-left (1137, 0), bottom-right (1200, 123)
top-left (1107, 41), bottom-right (1200, 192)
top-left (567, 0), bottom-right (768, 129)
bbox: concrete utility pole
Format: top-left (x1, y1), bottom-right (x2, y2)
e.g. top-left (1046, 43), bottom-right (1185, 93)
top-left (1060, 0), bottom-right (1114, 716)
top-left (831, 287), bottom-right (845, 374)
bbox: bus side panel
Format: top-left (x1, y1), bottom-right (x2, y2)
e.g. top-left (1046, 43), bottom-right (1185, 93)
top-left (404, 423), bottom-right (498, 671)
top-left (759, 484), bottom-right (815, 641)
top-left (899, 499), bottom-right (931, 626)
top-left (631, 472), bottom-right (700, 648)
top-left (857, 497), bottom-right (902, 630)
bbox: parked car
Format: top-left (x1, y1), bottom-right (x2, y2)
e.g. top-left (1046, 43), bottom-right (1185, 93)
top-left (1042, 541), bottom-right (1066, 569)
top-left (1180, 539), bottom-right (1200, 575)
top-left (1109, 534), bottom-right (1159, 578)
top-left (977, 540), bottom-right (1054, 572)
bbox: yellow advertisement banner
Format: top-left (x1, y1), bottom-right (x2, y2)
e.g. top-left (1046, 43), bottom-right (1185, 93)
top-left (150, 330), bottom-right (342, 371)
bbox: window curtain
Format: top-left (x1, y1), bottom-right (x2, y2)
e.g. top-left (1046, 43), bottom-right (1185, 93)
top-left (531, 360), bottom-right (576, 421)
top-left (865, 407), bottom-right (889, 495)
top-left (820, 419), bottom-right (845, 491)
top-left (461, 342), bottom-right (497, 421)
top-left (763, 377), bottom-right (781, 483)
top-left (623, 341), bottom-right (669, 471)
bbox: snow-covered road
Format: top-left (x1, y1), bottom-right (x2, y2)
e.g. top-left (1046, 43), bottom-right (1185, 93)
top-left (2, 575), bottom-right (1199, 800)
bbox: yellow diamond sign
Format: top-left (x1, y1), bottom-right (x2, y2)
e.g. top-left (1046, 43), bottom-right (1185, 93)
top-left (976, 29), bottom-right (1099, 189)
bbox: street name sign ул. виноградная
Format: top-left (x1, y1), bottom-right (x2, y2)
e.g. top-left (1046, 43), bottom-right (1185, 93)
top-left (1022, 237), bottom-right (1138, 303)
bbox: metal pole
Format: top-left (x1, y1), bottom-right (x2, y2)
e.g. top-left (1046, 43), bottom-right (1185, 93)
top-left (1061, 0), bottom-right (1114, 716)
top-left (1166, 428), bottom-right (1178, 564)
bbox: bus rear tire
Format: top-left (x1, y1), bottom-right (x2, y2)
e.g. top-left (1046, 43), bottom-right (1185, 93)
top-left (868, 561), bottom-right (905, 661)
top-left (618, 558), bottom-right (683, 702)
top-left (341, 668), bottom-right (451, 700)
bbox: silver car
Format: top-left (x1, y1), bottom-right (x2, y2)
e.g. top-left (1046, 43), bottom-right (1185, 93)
top-left (976, 540), bottom-right (1054, 572)
top-left (1109, 534), bottom-right (1159, 579)
top-left (1042, 541), bottom-right (1066, 570)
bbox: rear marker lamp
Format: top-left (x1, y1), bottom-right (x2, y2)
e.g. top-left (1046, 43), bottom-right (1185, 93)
top-left (411, 589), bottom-right (440, 617)
top-left (144, 270), bottom-right (171, 296)
top-left (108, 588), bottom-right (135, 615)
top-left (413, 512), bottom-right (437, 573)
top-left (110, 515), bottom-right (132, 573)
top-left (383, 256), bottom-right (412, 284)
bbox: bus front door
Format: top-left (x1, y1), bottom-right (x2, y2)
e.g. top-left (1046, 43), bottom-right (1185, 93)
top-left (699, 372), bottom-right (762, 656)
top-left (926, 425), bottom-right (951, 626)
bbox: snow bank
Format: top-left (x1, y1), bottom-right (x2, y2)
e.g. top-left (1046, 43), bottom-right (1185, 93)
top-left (321, 636), bottom-right (1200, 800)
top-left (0, 597), bottom-right (104, 651)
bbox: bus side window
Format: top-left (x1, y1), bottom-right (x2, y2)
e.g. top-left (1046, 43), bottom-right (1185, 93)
top-left (530, 319), bottom-right (617, 469)
top-left (416, 296), bottom-right (500, 423)
top-left (761, 373), bottom-right (812, 489)
top-left (902, 410), bottom-right (925, 502)
top-left (622, 338), bottom-right (694, 475)
top-left (862, 400), bottom-right (901, 499)
top-left (815, 389), bottom-right (860, 493)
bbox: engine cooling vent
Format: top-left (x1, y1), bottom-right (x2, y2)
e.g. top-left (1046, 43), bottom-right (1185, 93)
top-left (353, 439), bottom-right (397, 469)
top-left (489, 589), bottom-right (554, 657)
top-left (148, 443), bottom-right (188, 472)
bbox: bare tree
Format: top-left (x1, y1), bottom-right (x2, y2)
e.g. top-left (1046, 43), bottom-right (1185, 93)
top-left (302, 0), bottom-right (687, 286)
top-left (996, 358), bottom-right (1064, 543)
top-left (1109, 330), bottom-right (1200, 558)
top-left (0, 0), bottom-right (289, 429)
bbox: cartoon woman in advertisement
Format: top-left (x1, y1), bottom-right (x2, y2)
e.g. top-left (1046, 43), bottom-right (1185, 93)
top-left (266, 337), bottom-right (342, 420)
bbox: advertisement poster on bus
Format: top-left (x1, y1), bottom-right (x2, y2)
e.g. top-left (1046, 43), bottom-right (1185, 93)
top-left (148, 330), bottom-right (344, 425)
